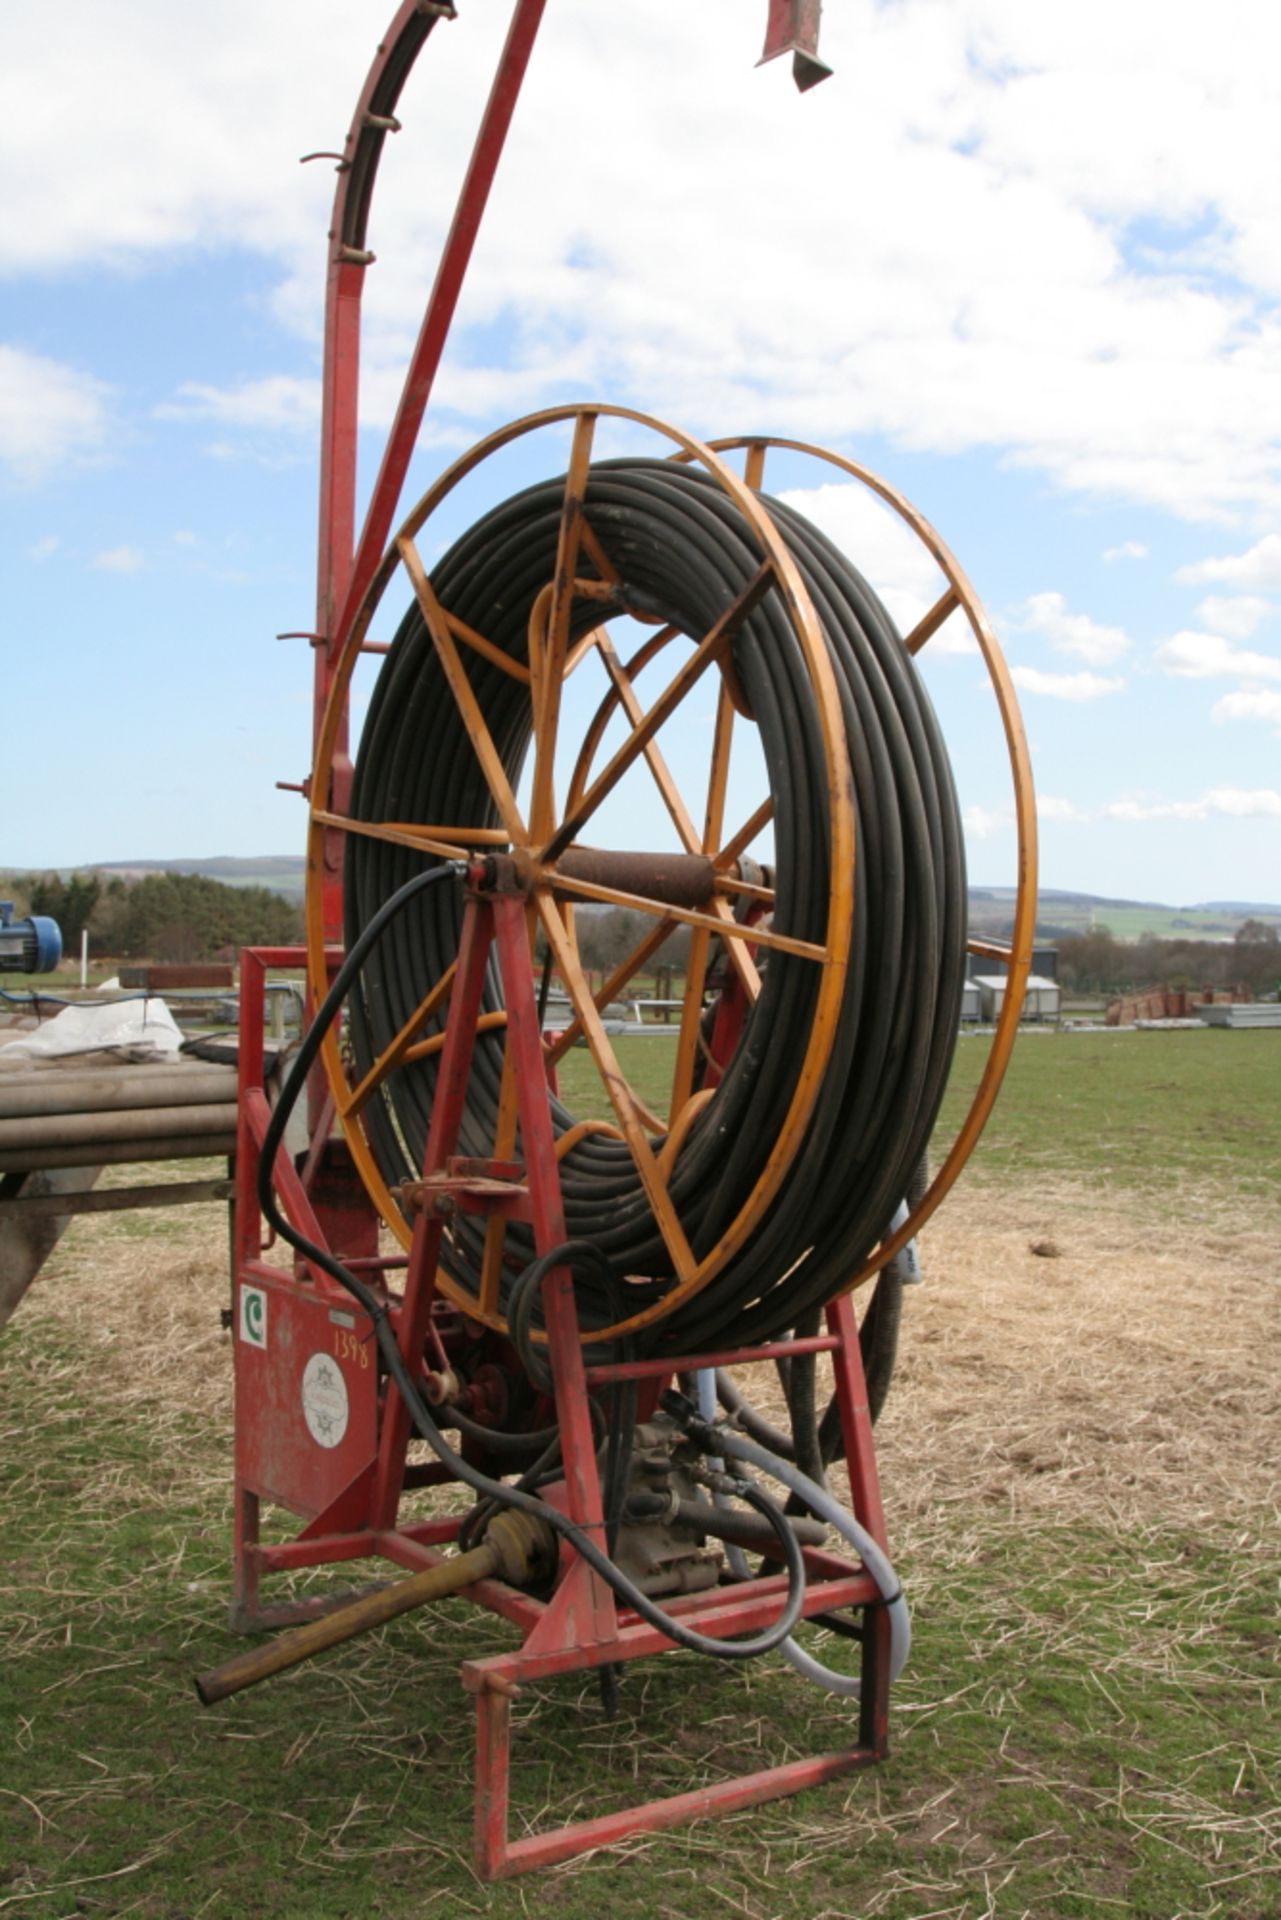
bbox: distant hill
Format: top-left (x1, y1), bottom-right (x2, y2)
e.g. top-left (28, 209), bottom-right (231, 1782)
top-left (1197, 899), bottom-right (1281, 914)
top-left (8, 860), bottom-right (1280, 942)
top-left (90, 857), bottom-right (306, 901)
top-left (969, 888), bottom-right (1281, 944)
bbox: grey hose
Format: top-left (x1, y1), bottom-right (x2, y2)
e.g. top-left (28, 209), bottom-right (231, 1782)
top-left (692, 1405), bottom-right (911, 1696)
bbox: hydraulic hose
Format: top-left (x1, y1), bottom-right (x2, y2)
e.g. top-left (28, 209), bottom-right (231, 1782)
top-left (667, 1395), bottom-right (911, 1695)
top-left (253, 866), bottom-right (808, 1663)
top-left (343, 458), bottom-right (966, 1353)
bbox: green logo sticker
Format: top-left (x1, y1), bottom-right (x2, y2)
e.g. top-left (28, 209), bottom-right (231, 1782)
top-left (240, 1285), bottom-right (268, 1350)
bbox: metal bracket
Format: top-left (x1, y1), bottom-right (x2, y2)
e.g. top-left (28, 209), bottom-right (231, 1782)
top-left (758, 0), bottom-right (833, 93)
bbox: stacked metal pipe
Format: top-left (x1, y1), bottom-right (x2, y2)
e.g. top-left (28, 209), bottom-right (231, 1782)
top-left (0, 1063), bottom-right (238, 1172)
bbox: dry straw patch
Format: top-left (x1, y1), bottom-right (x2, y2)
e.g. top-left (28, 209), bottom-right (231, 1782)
top-left (879, 1175), bottom-right (1281, 1544)
top-left (22, 1162), bottom-right (1281, 1551)
top-left (9, 1162), bottom-right (1280, 1914)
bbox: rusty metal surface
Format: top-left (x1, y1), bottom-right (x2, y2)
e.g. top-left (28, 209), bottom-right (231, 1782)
top-left (0, 1063), bottom-right (237, 1120)
top-left (0, 1177), bottom-right (231, 1223)
top-left (116, 964), bottom-right (235, 990)
top-left (0, 1134), bottom-right (237, 1174)
top-left (551, 846), bottom-right (715, 910)
top-left (0, 1166), bottom-right (100, 1328)
top-left (0, 1103), bottom-right (239, 1152)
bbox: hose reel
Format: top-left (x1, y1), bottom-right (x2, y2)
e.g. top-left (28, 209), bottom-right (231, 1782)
top-left (306, 405), bottom-right (1036, 1354)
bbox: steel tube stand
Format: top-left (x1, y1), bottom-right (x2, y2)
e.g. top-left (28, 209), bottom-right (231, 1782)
top-left (228, 880), bottom-right (896, 1876)
top-left (464, 1280), bottom-right (892, 1879)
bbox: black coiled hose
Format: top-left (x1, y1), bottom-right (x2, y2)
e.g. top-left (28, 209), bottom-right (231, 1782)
top-left (344, 459), bottom-right (966, 1352)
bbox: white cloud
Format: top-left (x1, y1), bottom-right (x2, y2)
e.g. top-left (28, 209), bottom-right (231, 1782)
top-left (1104, 796), bottom-right (1206, 822)
top-left (1010, 665), bottom-right (1125, 701)
top-left (156, 375), bottom-right (320, 432)
top-left (5, 5), bottom-right (1281, 520)
top-left (1103, 541), bottom-right (1147, 562)
top-left (1204, 787), bottom-right (1281, 818)
top-left (1037, 794), bottom-right (1088, 823)
top-left (172, 529), bottom-right (198, 548)
top-left (1104, 788), bottom-right (1281, 823)
top-left (1212, 689), bottom-right (1281, 733)
top-left (1177, 535), bottom-right (1281, 591)
top-left (1154, 630), bottom-right (1281, 681)
top-left (963, 804), bottom-right (1010, 840)
top-left (29, 535), bottom-right (59, 562)
top-left (92, 545), bottom-right (144, 573)
top-left (1194, 595), bottom-right (1273, 639)
top-left (1013, 590), bottom-right (1129, 665)
top-left (0, 344), bottom-right (111, 484)
top-left (777, 480), bottom-right (978, 653)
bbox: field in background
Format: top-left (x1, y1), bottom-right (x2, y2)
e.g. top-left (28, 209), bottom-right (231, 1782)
top-left (1, 1031), bottom-right (1278, 1917)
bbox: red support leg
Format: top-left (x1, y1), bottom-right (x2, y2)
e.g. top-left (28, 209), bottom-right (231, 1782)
top-left (230, 1486), bottom-right (260, 1632)
top-left (474, 1687), bottom-right (512, 1880)
top-left (372, 890), bottom-right (498, 1530)
top-left (491, 897), bottom-right (614, 1649)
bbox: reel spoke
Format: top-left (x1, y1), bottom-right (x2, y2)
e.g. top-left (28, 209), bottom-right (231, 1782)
top-left (545, 868), bottom-right (826, 963)
top-left (542, 912), bottom-right (678, 1068)
top-left (541, 560), bottom-right (778, 864)
top-left (340, 961), bottom-right (459, 1118)
top-left (904, 587), bottom-right (961, 656)
top-left (399, 537), bottom-right (529, 844)
top-left (443, 607), bottom-right (532, 684)
top-left (713, 795), bottom-right (775, 870)
top-left (593, 631), bottom-right (703, 854)
top-left (577, 515), bottom-right (622, 588)
top-left (536, 893), bottom-right (696, 1282)
top-left (529, 411), bottom-right (598, 844)
top-left (402, 1011), bottom-right (508, 1065)
top-left (671, 923), bottom-right (713, 1123)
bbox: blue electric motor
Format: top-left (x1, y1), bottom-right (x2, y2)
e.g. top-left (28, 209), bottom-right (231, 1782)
top-left (0, 901), bottom-right (63, 974)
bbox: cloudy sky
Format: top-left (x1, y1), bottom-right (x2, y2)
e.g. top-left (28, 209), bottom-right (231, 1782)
top-left (3, 0), bottom-right (1280, 906)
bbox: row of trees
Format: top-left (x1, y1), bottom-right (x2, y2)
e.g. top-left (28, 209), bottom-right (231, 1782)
top-left (10, 877), bottom-right (673, 975)
top-left (9, 872), bottom-right (1277, 996)
top-left (1055, 921), bottom-right (1280, 998)
top-left (13, 871), bottom-right (303, 964)
top-left (568, 908), bottom-right (691, 978)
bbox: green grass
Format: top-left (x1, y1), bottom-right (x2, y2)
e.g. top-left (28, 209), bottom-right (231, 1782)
top-left (561, 1025), bottom-right (1281, 1206)
top-left (556, 1031), bottom-right (677, 1119)
top-left (3, 1032), bottom-right (1279, 1914)
top-left (2, 1316), bottom-right (1276, 1918)
top-left (939, 1026), bottom-right (1281, 1200)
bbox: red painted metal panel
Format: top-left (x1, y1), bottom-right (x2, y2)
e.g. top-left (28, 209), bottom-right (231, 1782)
top-left (234, 1272), bottom-right (378, 1519)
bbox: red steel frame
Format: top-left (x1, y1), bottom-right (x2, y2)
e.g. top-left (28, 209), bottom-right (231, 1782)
top-left (308, 2), bottom-right (826, 937)
top-left (236, 0), bottom-right (892, 1878)
top-left (310, 0), bottom-right (550, 949)
top-left (233, 863), bottom-right (892, 1877)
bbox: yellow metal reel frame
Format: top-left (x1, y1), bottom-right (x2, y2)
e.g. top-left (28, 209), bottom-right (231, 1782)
top-left (306, 404), bottom-right (858, 1343)
top-left (680, 436), bottom-right (1038, 1290)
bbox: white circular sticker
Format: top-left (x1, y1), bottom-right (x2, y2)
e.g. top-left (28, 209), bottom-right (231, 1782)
top-left (301, 1352), bottom-right (350, 1449)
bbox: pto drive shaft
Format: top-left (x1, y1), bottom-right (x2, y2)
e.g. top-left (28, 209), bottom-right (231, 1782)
top-left (194, 1509), bottom-right (552, 1705)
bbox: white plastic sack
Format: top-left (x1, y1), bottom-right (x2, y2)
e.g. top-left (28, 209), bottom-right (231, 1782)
top-left (0, 997), bottom-right (183, 1063)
